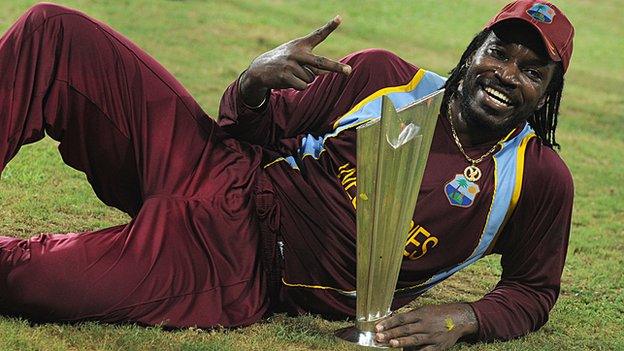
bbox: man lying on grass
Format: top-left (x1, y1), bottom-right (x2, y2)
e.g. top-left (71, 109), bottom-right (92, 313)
top-left (0, 1), bottom-right (574, 349)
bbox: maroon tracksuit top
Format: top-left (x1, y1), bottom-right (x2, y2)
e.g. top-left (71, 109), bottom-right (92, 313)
top-left (0, 3), bottom-right (573, 342)
top-left (219, 49), bottom-right (574, 341)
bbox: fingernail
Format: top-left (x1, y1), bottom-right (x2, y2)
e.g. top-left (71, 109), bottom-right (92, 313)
top-left (334, 15), bottom-right (342, 22)
top-left (343, 65), bottom-right (352, 75)
top-left (376, 333), bottom-right (385, 341)
top-left (390, 340), bottom-right (399, 347)
top-left (375, 324), bottom-right (384, 332)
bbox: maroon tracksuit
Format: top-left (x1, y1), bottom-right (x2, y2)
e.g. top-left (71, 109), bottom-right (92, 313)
top-left (0, 4), bottom-right (573, 341)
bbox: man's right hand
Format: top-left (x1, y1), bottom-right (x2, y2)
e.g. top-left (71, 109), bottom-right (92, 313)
top-left (239, 16), bottom-right (352, 107)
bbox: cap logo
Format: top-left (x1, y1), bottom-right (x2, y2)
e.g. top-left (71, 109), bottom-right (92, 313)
top-left (526, 3), bottom-right (556, 23)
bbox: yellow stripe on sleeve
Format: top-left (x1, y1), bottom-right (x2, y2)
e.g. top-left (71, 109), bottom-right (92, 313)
top-left (331, 69), bottom-right (427, 130)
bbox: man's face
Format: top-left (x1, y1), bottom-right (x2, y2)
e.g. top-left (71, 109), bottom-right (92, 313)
top-left (458, 22), bottom-right (557, 133)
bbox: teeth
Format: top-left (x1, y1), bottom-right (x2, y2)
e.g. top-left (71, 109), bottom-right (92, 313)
top-left (484, 86), bottom-right (512, 105)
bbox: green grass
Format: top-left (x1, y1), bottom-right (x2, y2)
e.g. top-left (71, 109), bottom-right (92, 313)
top-left (1, 0), bottom-right (622, 350)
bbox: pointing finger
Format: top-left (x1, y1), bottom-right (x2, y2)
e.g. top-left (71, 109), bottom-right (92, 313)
top-left (301, 15), bottom-right (342, 48)
top-left (295, 53), bottom-right (351, 75)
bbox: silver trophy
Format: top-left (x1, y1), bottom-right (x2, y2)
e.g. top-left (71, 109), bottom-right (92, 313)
top-left (336, 90), bottom-right (444, 349)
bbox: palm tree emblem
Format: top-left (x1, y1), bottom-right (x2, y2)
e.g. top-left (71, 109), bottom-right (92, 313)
top-left (456, 178), bottom-right (469, 189)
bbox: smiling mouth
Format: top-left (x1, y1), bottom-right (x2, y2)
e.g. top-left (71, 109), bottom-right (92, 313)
top-left (483, 86), bottom-right (513, 106)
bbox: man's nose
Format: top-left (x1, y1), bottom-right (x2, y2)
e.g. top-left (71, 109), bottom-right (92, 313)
top-left (495, 62), bottom-right (521, 87)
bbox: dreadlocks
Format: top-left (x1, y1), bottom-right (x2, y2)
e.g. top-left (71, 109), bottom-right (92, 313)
top-left (442, 29), bottom-right (565, 149)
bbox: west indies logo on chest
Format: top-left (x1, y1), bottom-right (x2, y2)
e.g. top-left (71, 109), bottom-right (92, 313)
top-left (444, 174), bottom-right (480, 208)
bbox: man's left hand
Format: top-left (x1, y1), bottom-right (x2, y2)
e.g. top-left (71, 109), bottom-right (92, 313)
top-left (374, 303), bottom-right (478, 350)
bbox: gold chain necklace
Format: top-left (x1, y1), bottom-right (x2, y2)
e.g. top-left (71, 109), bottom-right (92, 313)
top-left (446, 103), bottom-right (506, 182)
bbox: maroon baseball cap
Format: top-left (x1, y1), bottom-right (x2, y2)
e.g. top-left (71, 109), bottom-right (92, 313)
top-left (485, 1), bottom-right (575, 73)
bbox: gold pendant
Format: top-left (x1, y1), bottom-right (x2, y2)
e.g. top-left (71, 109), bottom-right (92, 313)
top-left (463, 165), bottom-right (482, 182)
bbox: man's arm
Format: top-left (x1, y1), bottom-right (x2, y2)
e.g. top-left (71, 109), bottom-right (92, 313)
top-left (375, 143), bottom-right (574, 349)
top-left (468, 148), bottom-right (573, 341)
top-left (217, 16), bottom-right (351, 146)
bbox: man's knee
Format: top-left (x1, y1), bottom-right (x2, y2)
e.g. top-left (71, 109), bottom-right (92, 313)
top-left (27, 2), bottom-right (77, 18)
top-left (21, 3), bottom-right (81, 32)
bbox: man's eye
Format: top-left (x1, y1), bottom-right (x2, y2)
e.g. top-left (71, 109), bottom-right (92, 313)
top-left (525, 69), bottom-right (542, 81)
top-left (489, 48), bottom-right (506, 60)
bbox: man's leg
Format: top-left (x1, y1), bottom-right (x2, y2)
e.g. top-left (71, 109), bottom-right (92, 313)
top-left (0, 4), bottom-right (267, 327)
top-left (0, 198), bottom-right (267, 328)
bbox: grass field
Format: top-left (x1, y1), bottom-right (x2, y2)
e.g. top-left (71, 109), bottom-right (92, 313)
top-left (0, 0), bottom-right (622, 350)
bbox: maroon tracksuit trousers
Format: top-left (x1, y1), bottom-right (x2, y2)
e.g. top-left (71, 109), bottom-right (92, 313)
top-left (0, 3), bottom-right (270, 327)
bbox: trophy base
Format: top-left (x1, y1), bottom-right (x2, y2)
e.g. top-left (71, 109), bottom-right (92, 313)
top-left (335, 326), bottom-right (401, 350)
